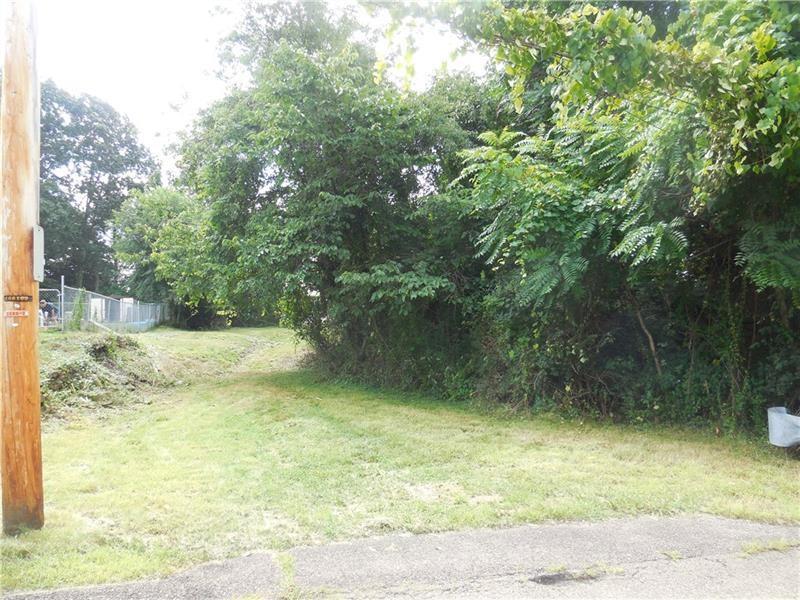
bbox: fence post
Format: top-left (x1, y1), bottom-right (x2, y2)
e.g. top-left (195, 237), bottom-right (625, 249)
top-left (60, 275), bottom-right (64, 332)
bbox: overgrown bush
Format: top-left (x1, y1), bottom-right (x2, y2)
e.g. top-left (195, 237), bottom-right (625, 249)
top-left (118, 1), bottom-right (799, 432)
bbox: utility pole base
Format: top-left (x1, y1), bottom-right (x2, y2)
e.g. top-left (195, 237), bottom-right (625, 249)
top-left (3, 506), bottom-right (44, 535)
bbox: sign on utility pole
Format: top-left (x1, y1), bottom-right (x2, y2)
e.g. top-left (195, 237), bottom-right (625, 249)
top-left (1, 0), bottom-right (44, 534)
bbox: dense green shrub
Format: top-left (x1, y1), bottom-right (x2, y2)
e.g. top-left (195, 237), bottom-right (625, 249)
top-left (450, 0), bottom-right (800, 429)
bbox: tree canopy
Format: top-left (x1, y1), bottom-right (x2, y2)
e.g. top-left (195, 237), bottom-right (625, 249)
top-left (40, 81), bottom-right (157, 292)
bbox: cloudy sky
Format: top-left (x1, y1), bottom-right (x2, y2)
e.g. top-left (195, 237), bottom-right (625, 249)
top-left (32, 0), bottom-right (484, 176)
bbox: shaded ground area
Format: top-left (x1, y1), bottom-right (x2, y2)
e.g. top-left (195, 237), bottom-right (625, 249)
top-left (7, 515), bottom-right (799, 599)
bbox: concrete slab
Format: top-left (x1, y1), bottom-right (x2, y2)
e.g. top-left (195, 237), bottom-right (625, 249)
top-left (6, 515), bottom-right (799, 600)
top-left (291, 515), bottom-right (800, 598)
top-left (361, 551), bottom-right (800, 599)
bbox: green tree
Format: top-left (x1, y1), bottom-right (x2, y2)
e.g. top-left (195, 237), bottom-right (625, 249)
top-left (171, 1), bottom-right (502, 362)
top-left (40, 80), bottom-right (157, 291)
top-left (113, 187), bottom-right (192, 302)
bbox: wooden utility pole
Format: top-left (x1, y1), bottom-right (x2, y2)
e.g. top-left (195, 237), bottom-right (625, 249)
top-left (1, 0), bottom-right (44, 534)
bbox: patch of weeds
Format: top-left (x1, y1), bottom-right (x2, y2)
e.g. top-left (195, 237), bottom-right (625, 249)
top-left (40, 334), bottom-right (169, 417)
top-left (0, 538), bottom-right (33, 559)
top-left (86, 335), bottom-right (136, 362)
top-left (741, 539), bottom-right (800, 556)
top-left (661, 550), bottom-right (683, 560)
top-left (276, 552), bottom-right (301, 600)
top-left (43, 357), bottom-right (106, 393)
top-left (359, 516), bottom-right (399, 535)
top-left (545, 564), bottom-right (568, 574)
top-left (582, 563), bottom-right (624, 578)
top-left (41, 357), bottom-right (116, 412)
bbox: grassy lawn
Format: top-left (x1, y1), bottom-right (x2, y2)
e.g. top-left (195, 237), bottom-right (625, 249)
top-left (2, 327), bottom-right (798, 591)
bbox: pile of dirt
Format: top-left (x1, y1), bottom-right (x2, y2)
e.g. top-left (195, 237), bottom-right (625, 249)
top-left (41, 333), bottom-right (170, 418)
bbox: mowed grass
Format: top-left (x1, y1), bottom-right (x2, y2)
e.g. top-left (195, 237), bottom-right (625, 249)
top-left (138, 326), bottom-right (299, 382)
top-left (2, 327), bottom-right (799, 591)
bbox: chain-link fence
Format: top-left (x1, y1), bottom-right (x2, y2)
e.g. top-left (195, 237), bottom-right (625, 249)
top-left (39, 288), bottom-right (62, 329)
top-left (59, 285), bottom-right (168, 333)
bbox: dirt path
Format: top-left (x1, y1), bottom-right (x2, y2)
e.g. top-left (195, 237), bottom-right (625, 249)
top-left (8, 515), bottom-right (798, 599)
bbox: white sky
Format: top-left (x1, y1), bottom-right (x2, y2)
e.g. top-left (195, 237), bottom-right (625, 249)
top-left (31, 0), bottom-right (486, 178)
top-left (37, 0), bottom-right (244, 173)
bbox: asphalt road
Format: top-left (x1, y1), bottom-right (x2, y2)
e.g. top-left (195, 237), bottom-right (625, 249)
top-left (6, 515), bottom-right (799, 599)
